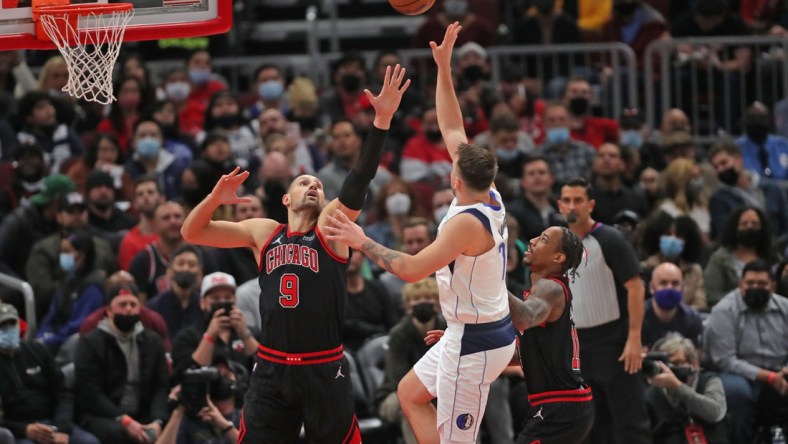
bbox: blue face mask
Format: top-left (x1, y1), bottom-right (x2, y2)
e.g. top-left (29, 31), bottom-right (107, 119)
top-left (653, 288), bottom-right (683, 310)
top-left (659, 235), bottom-right (685, 259)
top-left (59, 252), bottom-right (75, 272)
top-left (620, 130), bottom-right (644, 149)
top-left (546, 127), bottom-right (570, 145)
top-left (188, 69), bottom-right (211, 85)
top-left (258, 80), bottom-right (284, 101)
top-left (496, 147), bottom-right (520, 161)
top-left (0, 325), bottom-right (21, 351)
top-left (136, 137), bottom-right (161, 159)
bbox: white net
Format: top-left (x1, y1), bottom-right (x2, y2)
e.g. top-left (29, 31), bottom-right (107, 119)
top-left (38, 6), bottom-right (134, 105)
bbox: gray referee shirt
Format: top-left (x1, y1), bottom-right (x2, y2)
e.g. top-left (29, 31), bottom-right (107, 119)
top-left (705, 289), bottom-right (788, 380)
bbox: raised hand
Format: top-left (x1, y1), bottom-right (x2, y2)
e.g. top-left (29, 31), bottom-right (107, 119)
top-left (430, 21), bottom-right (462, 68)
top-left (210, 167), bottom-right (252, 206)
top-left (367, 64), bottom-right (411, 130)
top-left (424, 329), bottom-right (445, 345)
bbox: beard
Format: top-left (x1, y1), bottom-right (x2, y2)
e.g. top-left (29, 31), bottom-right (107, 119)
top-left (566, 212), bottom-right (578, 224)
top-left (293, 197), bottom-right (321, 218)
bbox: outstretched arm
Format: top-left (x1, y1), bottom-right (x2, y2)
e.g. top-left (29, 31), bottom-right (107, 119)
top-left (319, 64), bottom-right (411, 225)
top-left (181, 167), bottom-right (279, 251)
top-left (508, 279), bottom-right (566, 332)
top-left (431, 22), bottom-right (467, 161)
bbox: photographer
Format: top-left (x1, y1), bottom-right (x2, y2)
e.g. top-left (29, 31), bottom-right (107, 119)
top-left (645, 334), bottom-right (728, 444)
top-left (156, 361), bottom-right (241, 444)
top-left (171, 272), bottom-right (259, 381)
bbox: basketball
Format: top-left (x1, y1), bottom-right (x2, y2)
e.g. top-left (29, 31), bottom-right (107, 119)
top-left (388, 0), bottom-right (435, 15)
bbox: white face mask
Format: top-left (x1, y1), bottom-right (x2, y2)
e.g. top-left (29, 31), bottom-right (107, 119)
top-left (385, 192), bottom-right (411, 216)
top-left (443, 0), bottom-right (468, 17)
top-left (165, 81), bottom-right (191, 102)
top-left (433, 205), bottom-right (450, 223)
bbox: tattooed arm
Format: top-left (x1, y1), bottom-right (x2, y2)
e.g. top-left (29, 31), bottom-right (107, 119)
top-left (508, 279), bottom-right (566, 332)
top-left (324, 210), bottom-right (473, 282)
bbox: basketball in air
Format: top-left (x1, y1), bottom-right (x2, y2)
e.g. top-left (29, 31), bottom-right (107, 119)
top-left (388, 0), bottom-right (435, 15)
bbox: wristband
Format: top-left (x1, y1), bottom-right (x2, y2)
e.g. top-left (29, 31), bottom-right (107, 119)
top-left (222, 423), bottom-right (234, 434)
top-left (121, 415), bottom-right (132, 427)
top-left (203, 334), bottom-right (215, 344)
top-left (767, 372), bottom-right (777, 384)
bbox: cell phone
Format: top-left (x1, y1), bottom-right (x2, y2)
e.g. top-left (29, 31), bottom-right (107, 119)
top-left (216, 302), bottom-right (233, 316)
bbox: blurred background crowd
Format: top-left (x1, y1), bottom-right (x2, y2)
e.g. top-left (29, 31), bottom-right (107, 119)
top-left (0, 0), bottom-right (787, 443)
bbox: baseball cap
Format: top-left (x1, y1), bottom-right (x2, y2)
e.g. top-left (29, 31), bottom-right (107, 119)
top-left (201, 272), bottom-right (237, 298)
top-left (456, 42), bottom-right (488, 60)
top-left (105, 283), bottom-right (140, 305)
top-left (58, 192), bottom-right (87, 212)
top-left (0, 303), bottom-right (20, 325)
top-left (30, 174), bottom-right (76, 206)
top-left (620, 108), bottom-right (644, 130)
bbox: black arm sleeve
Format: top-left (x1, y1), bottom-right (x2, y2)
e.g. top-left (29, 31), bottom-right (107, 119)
top-left (338, 126), bottom-right (388, 211)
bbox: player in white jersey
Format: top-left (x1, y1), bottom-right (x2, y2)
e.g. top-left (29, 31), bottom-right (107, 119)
top-left (324, 22), bottom-right (516, 444)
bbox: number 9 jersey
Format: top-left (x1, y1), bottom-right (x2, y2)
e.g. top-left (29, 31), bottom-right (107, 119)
top-left (257, 223), bottom-right (349, 355)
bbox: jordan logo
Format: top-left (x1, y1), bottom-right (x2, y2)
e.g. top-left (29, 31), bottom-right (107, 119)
top-left (272, 236), bottom-right (283, 245)
top-left (335, 366), bottom-right (345, 379)
top-left (533, 407), bottom-right (544, 420)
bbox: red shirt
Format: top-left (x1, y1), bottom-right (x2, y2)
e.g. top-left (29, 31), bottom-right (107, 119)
top-left (401, 134), bottom-right (453, 184)
top-left (118, 226), bottom-right (159, 271)
top-left (178, 99), bottom-right (208, 139)
top-left (80, 306), bottom-right (172, 351)
top-left (188, 80), bottom-right (226, 107)
top-left (571, 116), bottom-right (620, 149)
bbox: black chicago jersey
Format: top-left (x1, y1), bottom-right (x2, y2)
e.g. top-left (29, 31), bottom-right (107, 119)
top-left (516, 276), bottom-right (585, 394)
top-left (257, 224), bottom-right (348, 353)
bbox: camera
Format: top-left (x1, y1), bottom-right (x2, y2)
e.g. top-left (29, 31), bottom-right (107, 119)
top-left (642, 351), bottom-right (695, 382)
top-left (181, 367), bottom-right (220, 415)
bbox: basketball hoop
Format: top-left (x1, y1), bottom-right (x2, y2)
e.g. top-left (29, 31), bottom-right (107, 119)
top-left (32, 0), bottom-right (134, 104)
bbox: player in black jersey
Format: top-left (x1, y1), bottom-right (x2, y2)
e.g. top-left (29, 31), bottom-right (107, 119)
top-left (181, 65), bottom-right (411, 444)
top-left (507, 226), bottom-right (594, 444)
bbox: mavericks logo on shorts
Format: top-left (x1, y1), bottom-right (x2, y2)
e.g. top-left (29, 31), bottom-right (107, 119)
top-left (456, 413), bottom-right (474, 430)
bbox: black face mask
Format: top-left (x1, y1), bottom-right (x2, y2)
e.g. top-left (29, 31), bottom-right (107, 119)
top-left (92, 200), bottom-right (114, 211)
top-left (717, 166), bottom-right (740, 186)
top-left (463, 65), bottom-right (485, 83)
top-left (113, 313), bottom-right (139, 333)
top-left (412, 302), bottom-right (436, 323)
top-left (172, 271), bottom-right (197, 289)
top-left (743, 288), bottom-right (770, 311)
top-left (745, 122), bottom-right (770, 145)
top-left (424, 129), bottom-right (443, 143)
top-left (213, 114), bottom-right (239, 129)
top-left (568, 97), bottom-right (590, 116)
top-left (736, 228), bottom-right (762, 246)
top-left (340, 74), bottom-right (361, 92)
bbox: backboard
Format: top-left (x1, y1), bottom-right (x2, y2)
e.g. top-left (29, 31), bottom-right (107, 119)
top-left (0, 0), bottom-right (232, 50)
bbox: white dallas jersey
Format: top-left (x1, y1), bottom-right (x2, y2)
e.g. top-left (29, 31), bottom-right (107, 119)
top-left (435, 188), bottom-right (509, 325)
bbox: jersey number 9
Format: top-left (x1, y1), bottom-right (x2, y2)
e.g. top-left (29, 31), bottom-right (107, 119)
top-left (279, 273), bottom-right (300, 308)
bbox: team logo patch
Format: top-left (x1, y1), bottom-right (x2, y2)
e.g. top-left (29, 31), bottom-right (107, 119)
top-left (456, 413), bottom-right (474, 430)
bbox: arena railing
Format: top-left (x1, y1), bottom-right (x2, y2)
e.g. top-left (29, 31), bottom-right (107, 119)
top-left (145, 42), bottom-right (639, 119)
top-left (644, 35), bottom-right (788, 145)
top-left (0, 272), bottom-right (36, 339)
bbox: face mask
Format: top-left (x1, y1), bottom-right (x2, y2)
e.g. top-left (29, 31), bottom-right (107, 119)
top-left (659, 235), bottom-right (685, 259)
top-left (172, 271), bottom-right (197, 289)
top-left (463, 65), bottom-right (485, 83)
top-left (743, 288), bottom-right (770, 311)
top-left (258, 80), bottom-right (284, 101)
top-left (136, 137), bottom-right (161, 159)
top-left (434, 205), bottom-right (450, 223)
top-left (736, 228), bottom-right (761, 246)
top-left (620, 130), bottom-right (643, 149)
top-left (653, 288), bottom-right (683, 310)
top-left (443, 0), bottom-right (468, 18)
top-left (0, 325), bottom-right (21, 351)
top-left (386, 192), bottom-right (411, 216)
top-left (213, 114), bottom-right (239, 129)
top-left (546, 127), bottom-right (570, 145)
top-left (686, 177), bottom-right (703, 204)
top-left (59, 252), bottom-right (76, 272)
top-left (717, 166), bottom-right (739, 186)
top-left (118, 94), bottom-right (141, 110)
top-left (188, 69), bottom-right (212, 85)
top-left (568, 97), bottom-right (589, 116)
top-left (165, 81), bottom-right (191, 102)
top-left (745, 122), bottom-right (770, 145)
top-left (424, 129), bottom-right (443, 143)
top-left (412, 302), bottom-right (436, 323)
top-left (340, 74), bottom-right (361, 92)
top-left (113, 313), bottom-right (140, 333)
top-left (496, 147), bottom-right (520, 161)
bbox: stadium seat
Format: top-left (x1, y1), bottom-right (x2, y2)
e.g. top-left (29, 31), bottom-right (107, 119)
top-left (61, 362), bottom-right (75, 390)
top-left (355, 335), bottom-right (389, 406)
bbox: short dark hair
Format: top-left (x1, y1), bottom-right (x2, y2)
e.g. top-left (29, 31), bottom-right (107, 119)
top-left (330, 118), bottom-right (359, 136)
top-left (489, 113), bottom-right (519, 135)
top-left (523, 154), bottom-right (552, 173)
top-left (18, 91), bottom-right (53, 120)
top-left (133, 116), bottom-right (163, 135)
top-left (253, 63), bottom-right (282, 81)
top-left (559, 227), bottom-right (584, 281)
top-left (134, 173), bottom-right (161, 192)
top-left (707, 139), bottom-right (742, 162)
top-left (171, 244), bottom-right (203, 267)
top-left (561, 177), bottom-right (593, 199)
top-left (742, 259), bottom-right (773, 279)
top-left (402, 216), bottom-right (436, 239)
top-left (456, 143), bottom-right (497, 192)
top-left (200, 130), bottom-right (231, 152)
